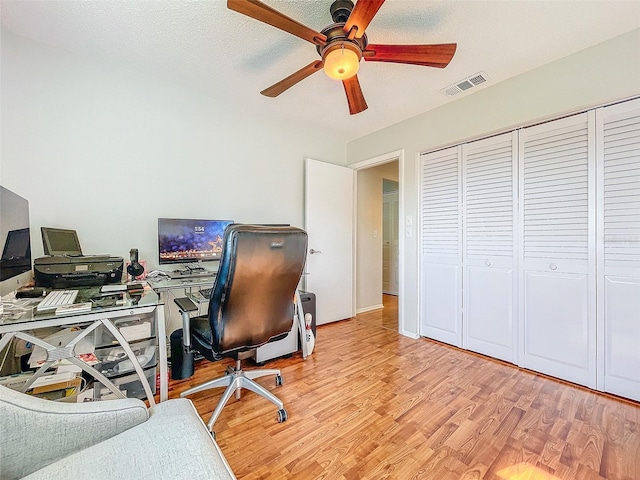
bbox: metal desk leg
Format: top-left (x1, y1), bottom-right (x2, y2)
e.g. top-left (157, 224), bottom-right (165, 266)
top-left (156, 306), bottom-right (168, 401)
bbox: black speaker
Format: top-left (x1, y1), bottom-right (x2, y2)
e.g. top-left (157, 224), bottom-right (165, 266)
top-left (127, 248), bottom-right (145, 278)
top-left (170, 329), bottom-right (194, 380)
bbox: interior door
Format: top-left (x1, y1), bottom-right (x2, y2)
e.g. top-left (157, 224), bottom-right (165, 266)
top-left (383, 191), bottom-right (399, 295)
top-left (304, 158), bottom-right (354, 325)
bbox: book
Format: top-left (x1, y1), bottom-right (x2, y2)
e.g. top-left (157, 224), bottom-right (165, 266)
top-left (31, 376), bottom-right (81, 395)
top-left (29, 377), bottom-right (82, 401)
top-left (0, 372), bottom-right (34, 391)
top-left (101, 284), bottom-right (127, 293)
top-left (55, 302), bottom-right (92, 315)
top-left (30, 371), bottom-right (77, 389)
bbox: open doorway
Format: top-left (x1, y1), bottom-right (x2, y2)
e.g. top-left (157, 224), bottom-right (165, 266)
top-left (354, 160), bottom-right (399, 332)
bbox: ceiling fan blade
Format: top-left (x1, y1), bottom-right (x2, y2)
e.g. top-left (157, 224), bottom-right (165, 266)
top-left (261, 60), bottom-right (324, 97)
top-left (343, 0), bottom-right (385, 39)
top-left (363, 43), bottom-right (457, 68)
top-left (228, 0), bottom-right (327, 46)
top-left (342, 75), bottom-right (368, 115)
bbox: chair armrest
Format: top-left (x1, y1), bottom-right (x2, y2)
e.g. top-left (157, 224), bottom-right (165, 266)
top-left (173, 296), bottom-right (198, 349)
top-left (0, 384), bottom-right (148, 479)
top-left (173, 296), bottom-right (198, 313)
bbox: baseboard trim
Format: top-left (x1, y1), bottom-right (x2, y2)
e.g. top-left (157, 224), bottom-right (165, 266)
top-left (356, 304), bottom-right (384, 314)
top-left (400, 330), bottom-right (419, 339)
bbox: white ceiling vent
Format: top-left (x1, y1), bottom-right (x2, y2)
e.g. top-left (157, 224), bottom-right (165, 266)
top-left (442, 71), bottom-right (490, 97)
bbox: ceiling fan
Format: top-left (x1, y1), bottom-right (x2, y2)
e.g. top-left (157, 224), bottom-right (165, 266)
top-left (227, 0), bottom-right (457, 115)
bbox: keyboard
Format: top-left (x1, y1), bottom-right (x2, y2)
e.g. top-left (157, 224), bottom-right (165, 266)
top-left (37, 290), bottom-right (79, 312)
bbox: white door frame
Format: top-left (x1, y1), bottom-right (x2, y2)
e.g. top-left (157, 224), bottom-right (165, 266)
top-left (350, 150), bottom-right (410, 337)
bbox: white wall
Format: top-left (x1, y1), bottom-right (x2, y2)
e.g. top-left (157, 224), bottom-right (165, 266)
top-left (0, 30), bottom-right (347, 269)
top-left (356, 161), bottom-right (398, 311)
top-left (347, 28), bottom-right (640, 337)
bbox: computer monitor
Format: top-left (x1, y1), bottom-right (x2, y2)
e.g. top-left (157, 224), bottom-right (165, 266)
top-left (0, 186), bottom-right (32, 295)
top-left (41, 227), bottom-right (83, 256)
top-left (158, 218), bottom-right (234, 265)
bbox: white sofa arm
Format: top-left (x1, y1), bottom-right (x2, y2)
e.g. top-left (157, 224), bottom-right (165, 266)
top-left (0, 384), bottom-right (149, 480)
top-left (22, 399), bottom-right (236, 480)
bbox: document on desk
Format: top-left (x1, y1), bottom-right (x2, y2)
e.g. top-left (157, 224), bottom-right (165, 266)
top-left (101, 285), bottom-right (127, 293)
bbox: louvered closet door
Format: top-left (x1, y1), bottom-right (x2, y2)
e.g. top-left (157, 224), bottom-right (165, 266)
top-left (519, 112), bottom-right (596, 388)
top-left (462, 132), bottom-right (518, 363)
top-left (597, 98), bottom-right (640, 401)
top-left (420, 146), bottom-right (462, 346)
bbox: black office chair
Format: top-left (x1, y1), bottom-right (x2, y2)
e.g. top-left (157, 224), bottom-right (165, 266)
top-left (174, 224), bottom-right (308, 433)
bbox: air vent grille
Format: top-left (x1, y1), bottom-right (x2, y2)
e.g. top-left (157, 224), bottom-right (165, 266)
top-left (442, 71), bottom-right (490, 97)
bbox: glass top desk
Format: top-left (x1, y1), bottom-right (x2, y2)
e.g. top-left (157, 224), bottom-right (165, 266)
top-left (0, 284), bottom-right (168, 404)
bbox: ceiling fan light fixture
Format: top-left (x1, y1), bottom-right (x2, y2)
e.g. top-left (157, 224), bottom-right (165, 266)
top-left (323, 42), bottom-right (361, 80)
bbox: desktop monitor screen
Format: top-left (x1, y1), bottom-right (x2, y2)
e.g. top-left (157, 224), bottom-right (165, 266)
top-left (2, 228), bottom-right (31, 262)
top-left (0, 186), bottom-right (32, 292)
top-left (158, 218), bottom-right (233, 264)
top-left (41, 227), bottom-right (83, 256)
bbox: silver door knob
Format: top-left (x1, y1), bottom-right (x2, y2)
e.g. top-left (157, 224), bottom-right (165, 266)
top-left (309, 249), bottom-right (322, 255)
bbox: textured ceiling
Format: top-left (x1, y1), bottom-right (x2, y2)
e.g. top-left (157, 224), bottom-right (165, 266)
top-left (2, 0), bottom-right (639, 142)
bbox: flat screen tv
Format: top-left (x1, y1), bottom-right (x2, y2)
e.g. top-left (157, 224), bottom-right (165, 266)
top-left (158, 218), bottom-right (233, 265)
top-left (0, 186), bottom-right (32, 295)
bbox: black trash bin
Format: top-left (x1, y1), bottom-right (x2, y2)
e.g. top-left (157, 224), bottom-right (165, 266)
top-left (170, 329), bottom-right (194, 380)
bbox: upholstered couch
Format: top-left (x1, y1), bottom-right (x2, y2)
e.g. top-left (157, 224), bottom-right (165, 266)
top-left (0, 384), bottom-right (235, 479)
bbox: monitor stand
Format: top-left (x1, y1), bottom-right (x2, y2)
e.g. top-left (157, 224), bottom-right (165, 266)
top-left (186, 264), bottom-right (205, 273)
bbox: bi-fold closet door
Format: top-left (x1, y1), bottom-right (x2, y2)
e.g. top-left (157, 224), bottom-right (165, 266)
top-left (420, 146), bottom-right (463, 347)
top-left (518, 112), bottom-right (596, 388)
top-left (420, 99), bottom-right (640, 400)
top-left (596, 98), bottom-right (640, 400)
top-left (462, 133), bottom-right (518, 364)
top-left (420, 132), bottom-right (517, 363)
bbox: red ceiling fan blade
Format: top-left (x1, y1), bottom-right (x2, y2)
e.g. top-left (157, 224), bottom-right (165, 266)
top-left (342, 75), bottom-right (368, 115)
top-left (363, 43), bottom-right (457, 68)
top-left (228, 0), bottom-right (327, 46)
top-left (261, 61), bottom-right (324, 97)
top-left (343, 0), bottom-right (385, 39)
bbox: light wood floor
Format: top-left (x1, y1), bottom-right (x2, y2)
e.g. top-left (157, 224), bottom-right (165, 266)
top-left (168, 297), bottom-right (640, 480)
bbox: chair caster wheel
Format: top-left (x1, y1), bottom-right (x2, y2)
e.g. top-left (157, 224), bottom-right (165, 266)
top-left (277, 408), bottom-right (288, 423)
top-left (275, 374), bottom-right (283, 386)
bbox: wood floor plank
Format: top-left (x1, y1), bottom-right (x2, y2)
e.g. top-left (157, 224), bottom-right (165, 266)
top-left (167, 295), bottom-right (640, 479)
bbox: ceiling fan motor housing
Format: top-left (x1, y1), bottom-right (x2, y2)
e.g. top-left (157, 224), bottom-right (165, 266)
top-left (316, 23), bottom-right (368, 60)
top-left (330, 0), bottom-right (354, 23)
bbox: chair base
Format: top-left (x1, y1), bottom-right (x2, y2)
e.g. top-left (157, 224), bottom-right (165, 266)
top-left (180, 359), bottom-right (285, 432)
